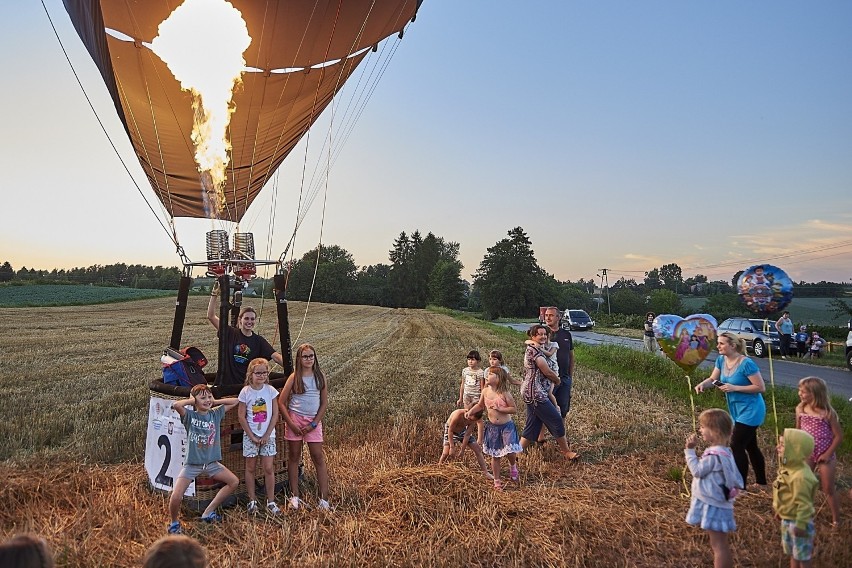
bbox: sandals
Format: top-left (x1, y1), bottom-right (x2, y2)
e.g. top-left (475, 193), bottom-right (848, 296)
top-left (167, 521), bottom-right (182, 534)
top-left (493, 480), bottom-right (504, 492)
top-left (560, 449), bottom-right (580, 461)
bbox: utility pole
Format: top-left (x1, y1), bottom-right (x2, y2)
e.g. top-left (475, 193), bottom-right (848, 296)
top-left (598, 268), bottom-right (611, 315)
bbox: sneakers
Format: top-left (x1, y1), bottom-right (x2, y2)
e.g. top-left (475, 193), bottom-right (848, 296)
top-left (167, 521), bottom-right (182, 534)
top-left (200, 511), bottom-right (223, 523)
top-left (510, 465), bottom-right (519, 482)
top-left (267, 501), bottom-right (281, 515)
top-left (288, 496), bottom-right (305, 510)
top-left (247, 500), bottom-right (258, 515)
top-left (317, 499), bottom-right (332, 511)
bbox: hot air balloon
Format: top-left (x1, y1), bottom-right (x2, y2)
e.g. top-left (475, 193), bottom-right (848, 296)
top-left (64, 0), bottom-right (422, 222)
top-left (63, 0), bottom-right (422, 380)
top-left (62, 0), bottom-right (423, 505)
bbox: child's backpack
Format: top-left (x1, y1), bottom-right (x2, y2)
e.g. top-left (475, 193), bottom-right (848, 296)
top-left (161, 346), bottom-right (208, 388)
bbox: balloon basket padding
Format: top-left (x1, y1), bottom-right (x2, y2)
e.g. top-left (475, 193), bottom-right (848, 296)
top-left (147, 382), bottom-right (289, 510)
top-left (149, 373), bottom-right (287, 398)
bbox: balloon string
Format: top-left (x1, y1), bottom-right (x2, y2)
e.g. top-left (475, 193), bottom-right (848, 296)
top-left (680, 374), bottom-right (696, 498)
top-left (680, 464), bottom-right (691, 499)
top-left (686, 375), bottom-right (697, 432)
top-left (764, 318), bottom-right (781, 442)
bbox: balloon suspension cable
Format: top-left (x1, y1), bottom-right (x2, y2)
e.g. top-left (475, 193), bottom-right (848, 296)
top-left (292, 159), bottom-right (331, 346)
top-left (256, 169), bottom-right (283, 318)
top-left (175, 245), bottom-right (192, 276)
top-left (289, 7), bottom-right (346, 346)
top-left (39, 1), bottom-right (181, 252)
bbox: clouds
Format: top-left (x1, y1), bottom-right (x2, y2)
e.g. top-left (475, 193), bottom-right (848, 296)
top-left (2, 1), bottom-right (851, 286)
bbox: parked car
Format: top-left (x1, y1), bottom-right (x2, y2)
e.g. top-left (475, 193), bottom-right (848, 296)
top-left (845, 318), bottom-right (852, 371)
top-left (717, 317), bottom-right (782, 358)
top-left (562, 309), bottom-right (595, 331)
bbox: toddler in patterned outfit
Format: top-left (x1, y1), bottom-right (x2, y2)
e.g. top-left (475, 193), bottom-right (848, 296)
top-left (796, 377), bottom-right (842, 526)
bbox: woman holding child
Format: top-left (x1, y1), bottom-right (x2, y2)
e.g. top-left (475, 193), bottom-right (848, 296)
top-left (519, 325), bottom-right (578, 459)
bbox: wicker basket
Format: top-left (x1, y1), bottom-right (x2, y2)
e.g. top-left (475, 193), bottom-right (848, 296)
top-left (148, 375), bottom-right (289, 511)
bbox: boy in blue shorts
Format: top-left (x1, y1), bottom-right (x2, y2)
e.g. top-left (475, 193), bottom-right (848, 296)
top-left (772, 428), bottom-right (818, 568)
top-left (168, 384), bottom-right (240, 534)
top-left (438, 408), bottom-right (492, 479)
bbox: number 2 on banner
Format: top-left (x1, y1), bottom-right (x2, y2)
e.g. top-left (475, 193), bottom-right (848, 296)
top-left (145, 396), bottom-right (191, 494)
top-left (155, 434), bottom-right (173, 487)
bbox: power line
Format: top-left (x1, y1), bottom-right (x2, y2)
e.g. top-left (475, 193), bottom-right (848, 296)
top-left (606, 239), bottom-right (852, 281)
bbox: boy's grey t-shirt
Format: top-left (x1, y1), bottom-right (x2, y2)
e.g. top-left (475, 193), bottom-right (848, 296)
top-left (181, 405), bottom-right (225, 465)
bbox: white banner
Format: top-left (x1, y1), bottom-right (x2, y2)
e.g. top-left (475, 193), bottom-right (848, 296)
top-left (144, 396), bottom-right (195, 496)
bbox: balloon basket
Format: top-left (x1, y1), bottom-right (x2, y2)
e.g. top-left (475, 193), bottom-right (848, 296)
top-left (146, 376), bottom-right (289, 511)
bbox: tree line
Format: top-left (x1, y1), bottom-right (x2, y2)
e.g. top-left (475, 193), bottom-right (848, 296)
top-left (0, 262), bottom-right (182, 290)
top-left (3, 226), bottom-right (849, 319)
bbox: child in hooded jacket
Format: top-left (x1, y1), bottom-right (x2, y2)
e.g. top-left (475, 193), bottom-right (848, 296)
top-left (773, 428), bottom-right (819, 568)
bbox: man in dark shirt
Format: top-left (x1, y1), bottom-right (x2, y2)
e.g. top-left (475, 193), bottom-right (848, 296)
top-left (541, 307), bottom-right (578, 457)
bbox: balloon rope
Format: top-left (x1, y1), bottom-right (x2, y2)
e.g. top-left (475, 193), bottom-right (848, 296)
top-left (679, 374), bottom-right (698, 498)
top-left (686, 375), bottom-right (697, 431)
top-left (763, 319), bottom-right (781, 441)
top-left (680, 463), bottom-right (691, 499)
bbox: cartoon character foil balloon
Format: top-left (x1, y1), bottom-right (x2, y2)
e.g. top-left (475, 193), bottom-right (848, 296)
top-left (737, 264), bottom-right (793, 316)
top-left (653, 314), bottom-right (718, 374)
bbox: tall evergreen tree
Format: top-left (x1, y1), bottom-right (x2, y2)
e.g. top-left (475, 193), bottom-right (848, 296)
top-left (473, 227), bottom-right (549, 319)
top-left (388, 231), bottom-right (414, 307)
top-left (388, 230), bottom-right (463, 308)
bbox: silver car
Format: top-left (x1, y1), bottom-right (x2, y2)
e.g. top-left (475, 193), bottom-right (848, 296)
top-left (717, 317), bottom-right (781, 358)
top-left (562, 309), bottom-right (595, 331)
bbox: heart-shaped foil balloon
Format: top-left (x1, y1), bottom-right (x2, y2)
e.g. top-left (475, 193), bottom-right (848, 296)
top-left (652, 314), bottom-right (718, 374)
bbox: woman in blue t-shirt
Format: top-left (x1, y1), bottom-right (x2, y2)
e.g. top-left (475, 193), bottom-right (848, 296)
top-left (695, 331), bottom-right (767, 491)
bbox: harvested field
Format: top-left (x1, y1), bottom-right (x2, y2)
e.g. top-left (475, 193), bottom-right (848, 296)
top-left (0, 298), bottom-right (850, 567)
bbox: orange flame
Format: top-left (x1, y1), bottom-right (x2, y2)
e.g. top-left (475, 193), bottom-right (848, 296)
top-left (150, 0), bottom-right (251, 218)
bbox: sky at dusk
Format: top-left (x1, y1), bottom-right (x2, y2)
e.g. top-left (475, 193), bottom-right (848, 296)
top-left (2, 1), bottom-right (851, 286)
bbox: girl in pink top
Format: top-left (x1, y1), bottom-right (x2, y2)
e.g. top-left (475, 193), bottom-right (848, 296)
top-left (796, 376), bottom-right (842, 526)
